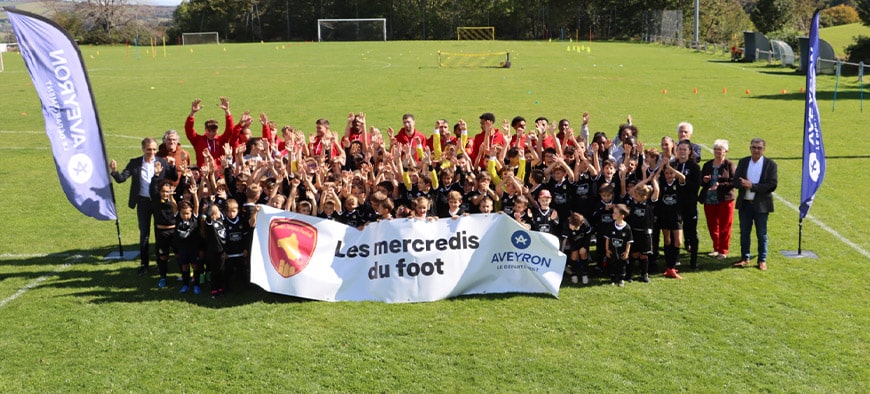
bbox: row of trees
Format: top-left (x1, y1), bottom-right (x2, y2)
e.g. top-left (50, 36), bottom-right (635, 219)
top-left (36, 0), bottom-right (869, 46)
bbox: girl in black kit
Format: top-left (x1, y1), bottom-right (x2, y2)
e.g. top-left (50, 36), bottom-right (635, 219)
top-left (674, 140), bottom-right (702, 269)
top-left (151, 177), bottom-right (177, 289)
top-left (658, 160), bottom-right (686, 279)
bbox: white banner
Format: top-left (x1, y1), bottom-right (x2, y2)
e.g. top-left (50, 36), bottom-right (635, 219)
top-left (250, 205), bottom-right (566, 303)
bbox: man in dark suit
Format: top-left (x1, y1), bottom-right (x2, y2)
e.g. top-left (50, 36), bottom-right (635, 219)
top-left (110, 137), bottom-right (177, 275)
top-left (733, 138), bottom-right (777, 271)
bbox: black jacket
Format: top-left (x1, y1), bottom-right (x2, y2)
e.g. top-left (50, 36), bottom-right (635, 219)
top-left (734, 156), bottom-right (778, 213)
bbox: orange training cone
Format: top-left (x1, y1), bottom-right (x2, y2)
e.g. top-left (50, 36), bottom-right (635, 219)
top-left (722, 87), bottom-right (727, 94)
top-left (693, 87), bottom-right (698, 94)
top-left (781, 89), bottom-right (788, 94)
top-left (662, 89), bottom-right (668, 94)
top-left (800, 87), bottom-right (805, 94)
top-left (745, 89), bottom-right (751, 95)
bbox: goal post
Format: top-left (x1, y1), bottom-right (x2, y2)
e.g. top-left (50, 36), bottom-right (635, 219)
top-left (437, 51), bottom-right (510, 68)
top-left (182, 32), bottom-right (220, 45)
top-left (317, 18), bottom-right (387, 42)
top-left (457, 27), bottom-right (495, 40)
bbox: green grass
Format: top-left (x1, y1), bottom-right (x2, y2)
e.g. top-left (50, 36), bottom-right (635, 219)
top-left (820, 22), bottom-right (870, 57)
top-left (0, 40), bottom-right (868, 392)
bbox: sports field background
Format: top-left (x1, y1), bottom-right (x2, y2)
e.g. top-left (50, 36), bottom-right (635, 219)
top-left (0, 39), bottom-right (867, 391)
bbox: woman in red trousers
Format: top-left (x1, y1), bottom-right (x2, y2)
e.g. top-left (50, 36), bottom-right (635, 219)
top-left (699, 139), bottom-right (737, 259)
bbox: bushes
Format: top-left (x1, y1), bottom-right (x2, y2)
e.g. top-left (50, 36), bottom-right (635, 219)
top-left (821, 5), bottom-right (861, 27)
top-left (846, 35), bottom-right (870, 64)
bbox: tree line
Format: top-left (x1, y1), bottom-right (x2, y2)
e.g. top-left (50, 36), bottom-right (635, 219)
top-left (25, 0), bottom-right (867, 47)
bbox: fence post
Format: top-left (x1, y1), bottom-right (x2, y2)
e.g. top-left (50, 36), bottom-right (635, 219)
top-left (860, 62), bottom-right (865, 112)
top-left (833, 60), bottom-right (843, 111)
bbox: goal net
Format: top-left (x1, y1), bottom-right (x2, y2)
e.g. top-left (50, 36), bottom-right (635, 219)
top-left (457, 27), bottom-right (495, 40)
top-left (317, 19), bottom-right (387, 42)
top-left (182, 32), bottom-right (220, 45)
top-left (437, 51), bottom-right (510, 68)
top-left (641, 10), bottom-right (683, 45)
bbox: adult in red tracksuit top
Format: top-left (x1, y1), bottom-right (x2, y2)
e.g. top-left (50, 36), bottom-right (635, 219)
top-left (184, 97), bottom-right (236, 171)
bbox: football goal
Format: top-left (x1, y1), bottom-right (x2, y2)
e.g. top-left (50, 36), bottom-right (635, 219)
top-left (182, 32), bottom-right (220, 45)
top-left (317, 19), bottom-right (387, 42)
top-left (457, 27), bottom-right (495, 40)
top-left (437, 51), bottom-right (510, 68)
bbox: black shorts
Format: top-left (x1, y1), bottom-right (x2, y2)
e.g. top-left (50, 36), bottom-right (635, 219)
top-left (632, 231), bottom-right (652, 255)
top-left (155, 228), bottom-right (175, 256)
top-left (564, 237), bottom-right (591, 253)
top-left (657, 212), bottom-right (683, 230)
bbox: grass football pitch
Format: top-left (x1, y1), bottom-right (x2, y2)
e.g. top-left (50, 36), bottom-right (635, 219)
top-left (0, 39), bottom-right (867, 392)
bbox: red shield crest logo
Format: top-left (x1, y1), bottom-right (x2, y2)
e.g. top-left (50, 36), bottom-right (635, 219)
top-left (268, 218), bottom-right (317, 278)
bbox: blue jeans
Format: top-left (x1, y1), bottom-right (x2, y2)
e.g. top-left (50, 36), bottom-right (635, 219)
top-left (738, 204), bottom-right (769, 262)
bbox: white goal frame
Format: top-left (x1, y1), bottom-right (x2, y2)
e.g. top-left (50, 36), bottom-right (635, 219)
top-left (182, 32), bottom-right (220, 45)
top-left (317, 18), bottom-right (387, 42)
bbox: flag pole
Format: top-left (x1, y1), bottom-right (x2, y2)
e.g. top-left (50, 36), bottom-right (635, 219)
top-left (6, 7), bottom-right (123, 258)
top-left (785, 9), bottom-right (824, 260)
top-left (798, 218), bottom-right (803, 256)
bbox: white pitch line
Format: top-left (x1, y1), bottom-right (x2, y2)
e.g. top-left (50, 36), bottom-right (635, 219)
top-left (772, 194), bottom-right (870, 258)
top-left (699, 144), bottom-right (869, 258)
top-left (0, 255), bottom-right (80, 309)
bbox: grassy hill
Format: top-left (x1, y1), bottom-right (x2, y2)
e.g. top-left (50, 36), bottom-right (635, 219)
top-left (821, 22), bottom-right (870, 57)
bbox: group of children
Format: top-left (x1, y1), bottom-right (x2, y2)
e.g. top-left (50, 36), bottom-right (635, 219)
top-left (141, 97), bottom-right (705, 294)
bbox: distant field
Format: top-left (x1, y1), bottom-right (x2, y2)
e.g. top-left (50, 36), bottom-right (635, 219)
top-left (0, 40), bottom-right (867, 392)
top-left (820, 22), bottom-right (870, 56)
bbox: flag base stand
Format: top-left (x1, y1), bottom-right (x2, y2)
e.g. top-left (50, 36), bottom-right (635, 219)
top-left (104, 250), bottom-right (139, 261)
top-left (781, 250), bottom-right (818, 259)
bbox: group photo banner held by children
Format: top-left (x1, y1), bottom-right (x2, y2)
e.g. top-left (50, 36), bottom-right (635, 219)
top-left (250, 206), bottom-right (566, 303)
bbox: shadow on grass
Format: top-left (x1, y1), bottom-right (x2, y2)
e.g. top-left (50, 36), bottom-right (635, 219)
top-left (749, 90), bottom-right (866, 101)
top-left (0, 245), bottom-right (309, 308)
top-left (547, 251), bottom-right (740, 288)
top-left (4, 243), bottom-right (742, 306)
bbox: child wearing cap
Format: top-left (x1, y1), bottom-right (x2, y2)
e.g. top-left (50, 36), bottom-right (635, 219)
top-left (530, 189), bottom-right (560, 236)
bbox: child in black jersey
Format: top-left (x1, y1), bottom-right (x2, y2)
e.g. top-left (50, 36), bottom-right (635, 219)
top-left (562, 212), bottom-right (594, 285)
top-left (201, 203), bottom-right (226, 296)
top-left (510, 195), bottom-right (533, 230)
top-left (151, 179), bottom-right (177, 289)
top-left (592, 184), bottom-right (617, 271)
top-left (175, 199), bottom-right (200, 294)
top-left (604, 204), bottom-right (633, 287)
top-left (530, 189), bottom-right (560, 236)
top-left (621, 162), bottom-right (660, 283)
top-left (206, 199), bottom-right (258, 296)
top-left (658, 160), bottom-right (687, 279)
